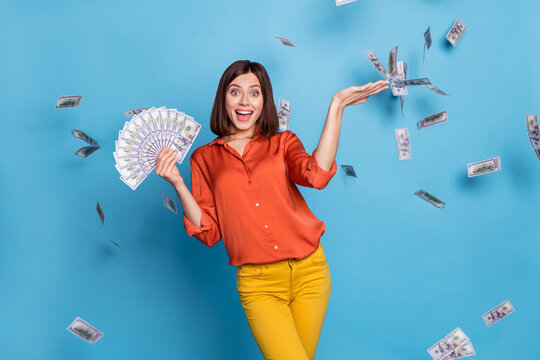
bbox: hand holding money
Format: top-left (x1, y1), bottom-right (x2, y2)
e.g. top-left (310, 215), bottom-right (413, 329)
top-left (332, 80), bottom-right (389, 108)
top-left (156, 147), bottom-right (183, 187)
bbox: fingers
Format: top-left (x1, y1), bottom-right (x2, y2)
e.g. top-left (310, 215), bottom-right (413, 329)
top-left (356, 80), bottom-right (389, 92)
top-left (156, 148), bottom-right (177, 175)
top-left (164, 152), bottom-right (180, 176)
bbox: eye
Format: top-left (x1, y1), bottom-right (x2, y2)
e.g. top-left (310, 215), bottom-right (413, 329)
top-left (231, 89), bottom-right (240, 96)
top-left (251, 91), bottom-right (260, 96)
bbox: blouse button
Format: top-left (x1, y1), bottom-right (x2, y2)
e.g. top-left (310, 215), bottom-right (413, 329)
top-left (255, 203), bottom-right (259, 207)
top-left (264, 225), bottom-right (268, 229)
top-left (274, 245), bottom-right (278, 250)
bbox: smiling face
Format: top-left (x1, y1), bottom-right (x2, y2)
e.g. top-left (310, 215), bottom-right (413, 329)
top-left (225, 72), bottom-right (264, 138)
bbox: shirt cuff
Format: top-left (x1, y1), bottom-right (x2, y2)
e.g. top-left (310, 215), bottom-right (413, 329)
top-left (307, 148), bottom-right (337, 189)
top-left (182, 210), bottom-right (214, 237)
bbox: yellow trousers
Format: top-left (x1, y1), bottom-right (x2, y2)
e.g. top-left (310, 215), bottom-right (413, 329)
top-left (236, 243), bottom-right (331, 360)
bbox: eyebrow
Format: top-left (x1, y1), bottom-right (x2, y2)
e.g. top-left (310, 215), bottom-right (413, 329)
top-left (228, 83), bottom-right (261, 89)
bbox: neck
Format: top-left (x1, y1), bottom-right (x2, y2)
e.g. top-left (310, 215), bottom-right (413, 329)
top-left (226, 127), bottom-right (258, 142)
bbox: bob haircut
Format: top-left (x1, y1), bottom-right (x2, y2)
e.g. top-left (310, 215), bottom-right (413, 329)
top-left (210, 60), bottom-right (279, 138)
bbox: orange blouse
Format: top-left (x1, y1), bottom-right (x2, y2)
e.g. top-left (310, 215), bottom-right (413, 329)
top-left (182, 129), bottom-right (337, 266)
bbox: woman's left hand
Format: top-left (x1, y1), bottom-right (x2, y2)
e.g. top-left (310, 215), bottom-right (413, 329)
top-left (332, 80), bottom-right (389, 109)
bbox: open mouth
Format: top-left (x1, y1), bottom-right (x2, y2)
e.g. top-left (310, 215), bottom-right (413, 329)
top-left (235, 110), bottom-right (254, 122)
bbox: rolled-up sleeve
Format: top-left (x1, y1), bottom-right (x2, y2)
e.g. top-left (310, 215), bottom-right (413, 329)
top-left (182, 155), bottom-right (222, 247)
top-left (283, 131), bottom-right (337, 189)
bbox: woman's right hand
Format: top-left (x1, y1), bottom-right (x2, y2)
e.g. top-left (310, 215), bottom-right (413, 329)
top-left (156, 147), bottom-right (183, 187)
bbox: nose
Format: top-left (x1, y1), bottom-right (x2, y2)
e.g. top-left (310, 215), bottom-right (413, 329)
top-left (239, 92), bottom-right (250, 105)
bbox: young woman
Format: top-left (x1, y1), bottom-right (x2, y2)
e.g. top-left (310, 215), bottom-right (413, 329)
top-left (156, 60), bottom-right (388, 360)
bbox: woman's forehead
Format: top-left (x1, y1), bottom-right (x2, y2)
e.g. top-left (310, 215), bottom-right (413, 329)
top-left (229, 73), bottom-right (261, 87)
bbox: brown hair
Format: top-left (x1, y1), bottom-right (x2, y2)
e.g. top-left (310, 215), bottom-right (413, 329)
top-left (210, 60), bottom-right (279, 138)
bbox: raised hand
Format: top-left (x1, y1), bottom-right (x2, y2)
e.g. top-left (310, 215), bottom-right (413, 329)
top-left (155, 147), bottom-right (183, 186)
top-left (332, 80), bottom-right (389, 108)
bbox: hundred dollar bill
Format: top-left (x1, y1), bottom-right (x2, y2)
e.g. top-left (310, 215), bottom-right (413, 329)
top-left (122, 107), bottom-right (150, 118)
top-left (526, 114), bottom-right (540, 161)
top-left (388, 46), bottom-right (398, 77)
top-left (56, 95), bottom-right (83, 108)
top-left (423, 26), bottom-right (432, 64)
top-left (440, 342), bottom-right (476, 360)
top-left (72, 129), bottom-right (100, 147)
top-left (278, 98), bottom-right (292, 131)
top-left (446, 18), bottom-right (467, 47)
top-left (75, 146), bottom-right (100, 158)
top-left (424, 26), bottom-right (432, 50)
top-left (426, 85), bottom-right (450, 96)
top-left (415, 189), bottom-right (445, 209)
top-left (341, 165), bottom-right (357, 178)
top-left (427, 327), bottom-right (469, 360)
top-left (467, 156), bottom-right (501, 177)
top-left (404, 78), bottom-right (431, 86)
top-left (364, 50), bottom-right (390, 79)
top-left (391, 62), bottom-right (407, 96)
top-left (482, 299), bottom-right (515, 327)
top-left (336, 0), bottom-right (356, 5)
top-left (395, 128), bottom-right (412, 160)
top-left (275, 36), bottom-right (296, 47)
top-left (400, 96), bottom-right (405, 117)
top-left (96, 201), bottom-right (105, 225)
top-left (163, 194), bottom-right (178, 214)
top-left (419, 111), bottom-right (448, 130)
top-left (67, 316), bottom-right (104, 344)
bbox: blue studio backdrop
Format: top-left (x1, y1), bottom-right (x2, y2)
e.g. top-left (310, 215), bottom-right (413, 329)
top-left (1, 0), bottom-right (539, 359)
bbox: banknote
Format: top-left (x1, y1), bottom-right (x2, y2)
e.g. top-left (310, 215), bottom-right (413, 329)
top-left (163, 194), bottom-right (178, 214)
top-left (388, 46), bottom-right (398, 77)
top-left (108, 238), bottom-right (120, 247)
top-left (426, 85), bottom-right (450, 96)
top-left (365, 50), bottom-right (390, 79)
top-left (424, 26), bottom-right (432, 49)
top-left (275, 36), bottom-right (296, 47)
top-left (123, 107), bottom-right (150, 118)
top-left (440, 342), bottom-right (476, 360)
top-left (395, 128), bottom-right (412, 160)
top-left (467, 156), bottom-right (501, 177)
top-left (482, 299), bottom-right (515, 327)
top-left (96, 202), bottom-right (105, 225)
top-left (423, 26), bottom-right (432, 63)
top-left (73, 129), bottom-right (100, 147)
top-left (400, 96), bottom-right (405, 118)
top-left (391, 62), bottom-right (407, 96)
top-left (428, 327), bottom-right (469, 360)
top-left (418, 111), bottom-right (448, 130)
top-left (404, 78), bottom-right (431, 86)
top-left (56, 95), bottom-right (83, 108)
top-left (278, 98), bottom-right (292, 131)
top-left (526, 114), bottom-right (540, 160)
top-left (341, 165), bottom-right (357, 178)
top-left (67, 317), bottom-right (104, 344)
top-left (415, 189), bottom-right (445, 209)
top-left (446, 18), bottom-right (467, 47)
top-left (75, 146), bottom-right (100, 158)
top-left (114, 107), bottom-right (201, 190)
top-left (335, 0), bottom-right (356, 5)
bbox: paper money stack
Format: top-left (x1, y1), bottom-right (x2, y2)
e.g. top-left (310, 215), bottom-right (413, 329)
top-left (114, 107), bottom-right (201, 190)
top-left (482, 299), bottom-right (515, 327)
top-left (428, 327), bottom-right (476, 360)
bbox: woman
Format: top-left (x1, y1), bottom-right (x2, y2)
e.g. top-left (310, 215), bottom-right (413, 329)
top-left (156, 60), bottom-right (388, 360)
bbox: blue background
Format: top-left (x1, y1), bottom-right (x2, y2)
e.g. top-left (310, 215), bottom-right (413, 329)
top-left (1, 0), bottom-right (539, 359)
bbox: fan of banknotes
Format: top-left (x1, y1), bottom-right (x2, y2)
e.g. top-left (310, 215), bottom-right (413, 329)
top-left (114, 107), bottom-right (201, 190)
